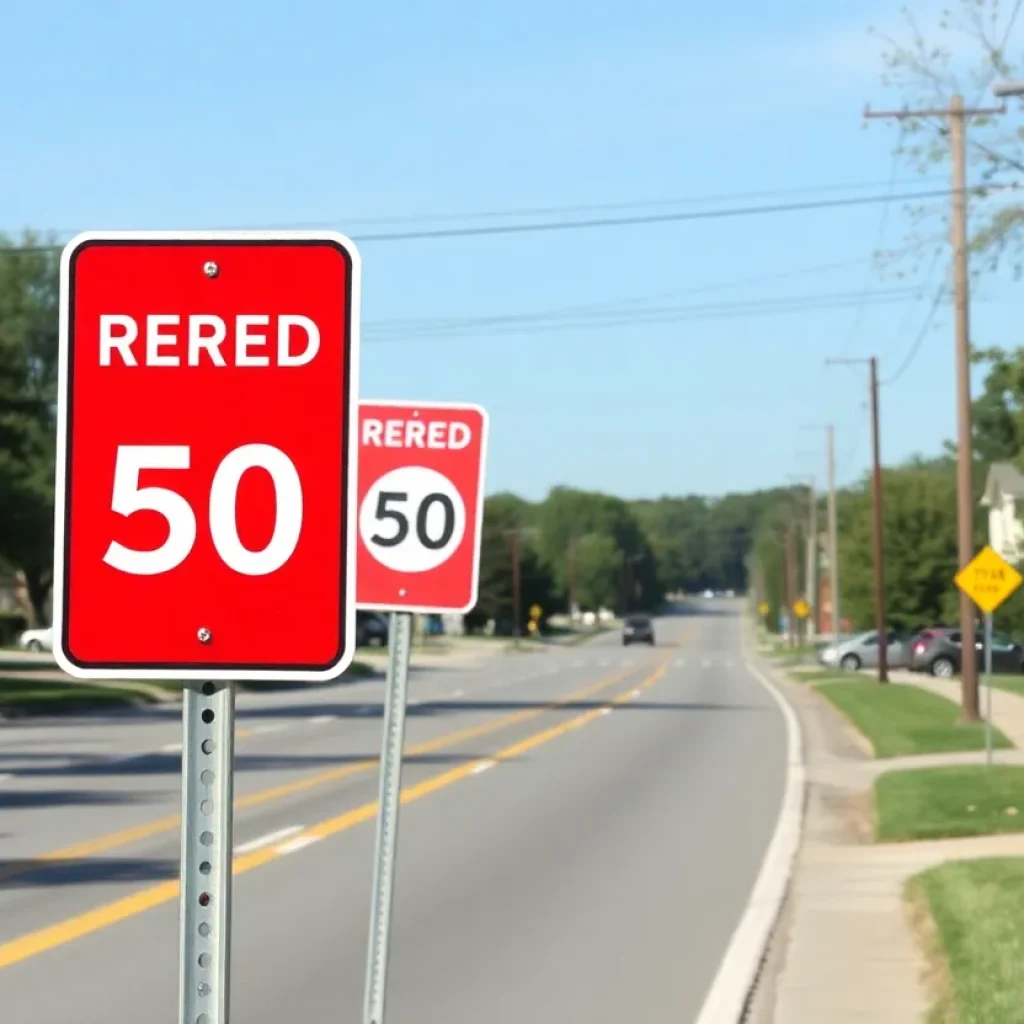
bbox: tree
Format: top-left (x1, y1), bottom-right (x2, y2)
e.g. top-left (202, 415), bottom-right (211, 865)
top-left (873, 0), bottom-right (1024, 271)
top-left (572, 533), bottom-right (621, 611)
top-left (837, 462), bottom-right (961, 631)
top-left (0, 235), bottom-right (59, 625)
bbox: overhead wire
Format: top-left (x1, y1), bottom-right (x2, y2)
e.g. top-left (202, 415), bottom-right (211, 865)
top-left (1, 184), bottom-right (1014, 255)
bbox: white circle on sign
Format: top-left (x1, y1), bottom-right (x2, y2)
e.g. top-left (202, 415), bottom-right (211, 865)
top-left (359, 466), bottom-right (466, 573)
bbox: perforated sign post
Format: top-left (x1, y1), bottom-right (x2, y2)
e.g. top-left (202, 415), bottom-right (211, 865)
top-left (54, 231), bottom-right (361, 1024)
top-left (356, 400), bottom-right (488, 1024)
top-left (955, 545), bottom-right (1024, 765)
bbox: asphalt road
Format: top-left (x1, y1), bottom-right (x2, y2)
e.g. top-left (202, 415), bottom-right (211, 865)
top-left (0, 600), bottom-right (787, 1022)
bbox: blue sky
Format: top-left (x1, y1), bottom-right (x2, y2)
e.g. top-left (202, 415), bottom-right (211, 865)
top-left (5, 0), bottom-right (1022, 501)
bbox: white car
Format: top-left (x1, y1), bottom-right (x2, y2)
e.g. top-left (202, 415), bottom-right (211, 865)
top-left (18, 626), bottom-right (53, 653)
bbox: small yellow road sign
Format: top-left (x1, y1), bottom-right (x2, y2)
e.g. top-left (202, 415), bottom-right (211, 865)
top-left (955, 545), bottom-right (1023, 614)
top-left (757, 601), bottom-right (770, 616)
top-left (529, 604), bottom-right (543, 621)
top-left (793, 598), bottom-right (810, 619)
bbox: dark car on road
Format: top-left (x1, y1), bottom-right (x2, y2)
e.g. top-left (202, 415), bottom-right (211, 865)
top-left (356, 612), bottom-right (389, 648)
top-left (909, 626), bottom-right (1024, 677)
top-left (622, 615), bottom-right (655, 646)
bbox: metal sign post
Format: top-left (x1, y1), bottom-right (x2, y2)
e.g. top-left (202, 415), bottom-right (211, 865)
top-left (363, 611), bottom-right (414, 1024)
top-left (179, 681), bottom-right (236, 1024)
top-left (985, 612), bottom-right (994, 766)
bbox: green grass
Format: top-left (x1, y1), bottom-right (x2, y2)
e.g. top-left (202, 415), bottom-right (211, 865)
top-left (911, 858), bottom-right (1024, 1023)
top-left (991, 676), bottom-right (1024, 699)
top-left (787, 668), bottom-right (848, 684)
top-left (876, 766), bottom-right (1024, 842)
top-left (0, 677), bottom-right (164, 714)
top-left (815, 681), bottom-right (1013, 758)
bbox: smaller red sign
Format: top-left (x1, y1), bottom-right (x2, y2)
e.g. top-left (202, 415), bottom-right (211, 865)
top-left (356, 401), bottom-right (488, 614)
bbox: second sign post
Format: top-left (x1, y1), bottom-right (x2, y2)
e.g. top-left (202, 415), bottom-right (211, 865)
top-left (356, 400), bottom-right (489, 1024)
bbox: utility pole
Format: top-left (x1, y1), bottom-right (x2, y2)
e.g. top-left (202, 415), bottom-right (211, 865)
top-left (789, 473), bottom-right (817, 639)
top-left (784, 521), bottom-right (797, 648)
top-left (567, 536), bottom-right (577, 615)
top-left (801, 424), bottom-right (840, 645)
top-left (826, 357), bottom-right (888, 682)
top-left (505, 530), bottom-right (522, 642)
top-left (863, 98), bottom-right (1002, 711)
top-left (827, 425), bottom-right (840, 644)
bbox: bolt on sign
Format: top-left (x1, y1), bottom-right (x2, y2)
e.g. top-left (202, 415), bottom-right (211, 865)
top-left (529, 604), bottom-right (543, 621)
top-left (792, 598), bottom-right (810, 620)
top-left (954, 545), bottom-right (1023, 615)
top-left (356, 401), bottom-right (488, 613)
top-left (53, 231), bottom-right (361, 680)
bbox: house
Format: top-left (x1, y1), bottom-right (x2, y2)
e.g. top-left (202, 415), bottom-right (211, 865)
top-left (981, 462), bottom-right (1024, 565)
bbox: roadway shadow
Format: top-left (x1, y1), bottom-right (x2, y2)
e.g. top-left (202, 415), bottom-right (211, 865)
top-left (0, 857), bottom-right (177, 890)
top-left (0, 789), bottom-right (159, 809)
top-left (4, 750), bottom-right (518, 779)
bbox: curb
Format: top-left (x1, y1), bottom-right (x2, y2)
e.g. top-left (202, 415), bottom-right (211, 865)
top-left (692, 627), bottom-right (807, 1024)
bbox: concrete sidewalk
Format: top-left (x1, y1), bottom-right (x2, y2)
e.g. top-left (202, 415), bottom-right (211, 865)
top-left (751, 658), bottom-right (1024, 1023)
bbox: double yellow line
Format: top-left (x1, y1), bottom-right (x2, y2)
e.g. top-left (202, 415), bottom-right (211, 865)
top-left (0, 646), bottom-right (678, 968)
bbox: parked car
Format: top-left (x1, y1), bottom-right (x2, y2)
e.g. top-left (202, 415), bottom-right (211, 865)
top-left (622, 615), bottom-right (655, 646)
top-left (818, 629), bottom-right (910, 671)
top-left (18, 626), bottom-right (53, 653)
top-left (355, 612), bottom-right (388, 648)
top-left (908, 626), bottom-right (1024, 677)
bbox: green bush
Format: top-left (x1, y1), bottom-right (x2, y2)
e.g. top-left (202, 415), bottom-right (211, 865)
top-left (0, 612), bottom-right (28, 646)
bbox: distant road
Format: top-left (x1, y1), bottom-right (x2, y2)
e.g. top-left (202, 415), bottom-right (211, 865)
top-left (0, 600), bottom-right (787, 1022)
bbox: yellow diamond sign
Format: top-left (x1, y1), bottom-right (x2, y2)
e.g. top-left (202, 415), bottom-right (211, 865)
top-left (954, 545), bottom-right (1023, 614)
top-left (793, 598), bottom-right (810, 619)
top-left (757, 601), bottom-right (770, 616)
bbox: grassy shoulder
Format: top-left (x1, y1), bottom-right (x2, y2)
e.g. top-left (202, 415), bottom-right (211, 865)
top-left (876, 766), bottom-right (1024, 842)
top-left (910, 858), bottom-right (1024, 1024)
top-left (815, 681), bottom-right (1013, 758)
top-left (0, 677), bottom-right (171, 714)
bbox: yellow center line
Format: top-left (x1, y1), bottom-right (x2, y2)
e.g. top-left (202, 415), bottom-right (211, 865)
top-left (0, 648), bottom-right (679, 969)
top-left (0, 641), bottom-right (683, 885)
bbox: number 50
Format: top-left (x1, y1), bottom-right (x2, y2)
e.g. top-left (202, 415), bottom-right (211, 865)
top-left (104, 444), bottom-right (303, 577)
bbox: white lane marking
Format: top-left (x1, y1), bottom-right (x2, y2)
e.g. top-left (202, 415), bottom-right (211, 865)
top-left (598, 658), bottom-right (610, 667)
top-left (235, 825), bottom-right (303, 855)
top-left (631, 689), bottom-right (641, 697)
top-left (571, 658), bottom-right (585, 668)
top-left (622, 657), bottom-right (635, 666)
top-left (692, 636), bottom-right (805, 1024)
top-left (600, 707), bottom-right (612, 716)
top-left (675, 658), bottom-right (686, 667)
top-left (308, 715), bottom-right (332, 725)
top-left (725, 658), bottom-right (735, 668)
top-left (278, 834), bottom-right (322, 855)
top-left (258, 724), bottom-right (286, 734)
top-left (701, 658), bottom-right (712, 668)
top-left (0, 773), bottom-right (12, 785)
top-left (161, 742), bottom-right (181, 754)
top-left (451, 689), bottom-right (465, 698)
top-left (471, 760), bottom-right (496, 775)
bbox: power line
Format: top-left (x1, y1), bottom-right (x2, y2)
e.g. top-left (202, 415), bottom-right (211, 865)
top-left (364, 287), bottom-right (926, 341)
top-left (2, 184), bottom-right (1016, 255)
top-left (833, 125), bottom-right (908, 361)
top-left (882, 283), bottom-right (946, 385)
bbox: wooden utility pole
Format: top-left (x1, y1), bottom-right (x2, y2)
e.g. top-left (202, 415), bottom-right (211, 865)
top-left (868, 356), bottom-right (888, 684)
top-left (826, 356), bottom-right (888, 682)
top-left (505, 530), bottom-right (522, 641)
top-left (784, 522), bottom-right (797, 648)
top-left (827, 424), bottom-right (840, 645)
top-left (567, 537), bottom-right (577, 615)
top-left (863, 97), bottom-right (1002, 711)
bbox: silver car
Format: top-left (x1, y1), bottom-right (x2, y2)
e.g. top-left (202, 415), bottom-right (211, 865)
top-left (818, 629), bottom-right (910, 671)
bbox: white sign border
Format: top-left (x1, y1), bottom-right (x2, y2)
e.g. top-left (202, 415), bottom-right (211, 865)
top-left (53, 229), bottom-right (362, 682)
top-left (356, 399), bottom-right (489, 617)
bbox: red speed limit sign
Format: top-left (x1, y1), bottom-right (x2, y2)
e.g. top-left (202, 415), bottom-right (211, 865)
top-left (53, 231), bottom-right (361, 680)
top-left (356, 401), bottom-right (488, 613)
